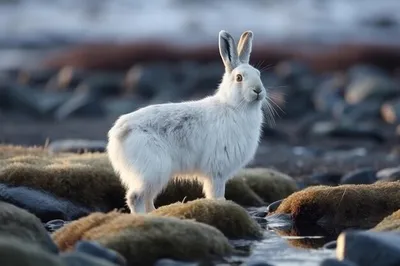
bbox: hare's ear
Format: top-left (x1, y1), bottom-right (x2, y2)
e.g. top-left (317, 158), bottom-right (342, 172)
top-left (237, 31), bottom-right (253, 64)
top-left (218, 30), bottom-right (240, 73)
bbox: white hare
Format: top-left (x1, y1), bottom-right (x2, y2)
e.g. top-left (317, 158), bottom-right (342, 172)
top-left (107, 30), bottom-right (267, 213)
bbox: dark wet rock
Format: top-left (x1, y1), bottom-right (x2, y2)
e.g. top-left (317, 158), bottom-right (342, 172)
top-left (323, 240), bottom-right (337, 250)
top-left (61, 252), bottom-right (122, 266)
top-left (247, 206), bottom-right (269, 218)
top-left (54, 90), bottom-right (105, 120)
top-left (294, 112), bottom-right (331, 138)
top-left (76, 72), bottom-right (125, 98)
top-left (310, 121), bottom-right (386, 143)
top-left (308, 172), bottom-right (343, 186)
top-left (381, 98), bottom-right (400, 124)
top-left (47, 139), bottom-right (107, 154)
top-left (44, 219), bottom-right (67, 233)
top-left (313, 73), bottom-right (346, 113)
top-left (345, 75), bottom-right (399, 105)
top-left (6, 85), bottom-right (72, 117)
top-left (376, 167), bottom-right (400, 182)
top-left (0, 82), bottom-right (12, 109)
top-left (339, 168), bottom-right (377, 185)
top-left (45, 66), bottom-right (88, 91)
top-left (246, 259), bottom-right (273, 266)
top-left (347, 64), bottom-right (388, 81)
top-left (75, 241), bottom-right (127, 266)
top-left (274, 60), bottom-right (313, 86)
top-left (266, 200), bottom-right (283, 214)
top-left (320, 258), bottom-right (358, 266)
top-left (154, 258), bottom-right (199, 266)
top-left (261, 127), bottom-right (290, 141)
top-left (101, 96), bottom-right (145, 117)
top-left (333, 101), bottom-right (382, 123)
top-left (16, 68), bottom-right (58, 86)
top-left (0, 183), bottom-right (97, 223)
top-left (336, 230), bottom-right (400, 266)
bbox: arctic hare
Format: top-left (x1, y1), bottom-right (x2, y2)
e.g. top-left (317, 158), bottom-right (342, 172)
top-left (107, 30), bottom-right (267, 213)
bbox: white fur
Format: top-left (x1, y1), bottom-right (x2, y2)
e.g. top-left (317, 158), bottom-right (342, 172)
top-left (107, 30), bottom-right (267, 213)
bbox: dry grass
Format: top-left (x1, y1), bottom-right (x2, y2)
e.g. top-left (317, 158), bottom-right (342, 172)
top-left (151, 199), bottom-right (263, 239)
top-left (0, 201), bottom-right (59, 254)
top-left (273, 181), bottom-right (400, 229)
top-left (52, 211), bottom-right (233, 266)
top-left (373, 209), bottom-right (400, 232)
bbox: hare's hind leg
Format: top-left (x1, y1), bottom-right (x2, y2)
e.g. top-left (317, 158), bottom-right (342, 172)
top-left (126, 188), bottom-right (146, 213)
top-left (202, 177), bottom-right (226, 200)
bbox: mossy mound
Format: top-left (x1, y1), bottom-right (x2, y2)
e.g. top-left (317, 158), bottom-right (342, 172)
top-left (372, 209), bottom-right (400, 232)
top-left (52, 212), bottom-right (233, 266)
top-left (151, 199), bottom-right (263, 239)
top-left (0, 153), bottom-right (125, 210)
top-left (272, 181), bottom-right (400, 229)
top-left (0, 201), bottom-right (58, 253)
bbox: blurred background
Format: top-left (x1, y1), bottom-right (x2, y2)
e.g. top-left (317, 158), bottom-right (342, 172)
top-left (1, 0), bottom-right (400, 176)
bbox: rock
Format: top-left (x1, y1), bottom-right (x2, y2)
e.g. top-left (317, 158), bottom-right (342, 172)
top-left (307, 172), bottom-right (343, 186)
top-left (345, 76), bottom-right (399, 105)
top-left (235, 168), bottom-right (298, 204)
top-left (274, 60), bottom-right (313, 86)
top-left (0, 152), bottom-right (126, 211)
top-left (0, 183), bottom-right (96, 223)
top-left (376, 167), bottom-right (400, 182)
top-left (45, 66), bottom-right (88, 91)
top-left (101, 96), bottom-right (145, 117)
top-left (313, 73), bottom-right (346, 113)
top-left (339, 168), bottom-right (377, 185)
top-left (271, 181), bottom-right (400, 229)
top-left (6, 85), bottom-right (72, 117)
top-left (75, 241), bottom-right (126, 266)
top-left (266, 200), bottom-right (283, 214)
top-left (323, 241), bottom-right (337, 250)
top-left (336, 230), bottom-right (400, 266)
top-left (44, 219), bottom-right (67, 232)
top-left (54, 90), bottom-right (105, 120)
top-left (47, 139), bottom-right (107, 154)
top-left (310, 121), bottom-right (386, 143)
top-left (16, 68), bottom-right (58, 86)
top-left (373, 209), bottom-right (400, 232)
top-left (151, 199), bottom-right (263, 239)
top-left (61, 252), bottom-right (123, 266)
top-left (381, 98), bottom-right (400, 124)
top-left (155, 258), bottom-right (199, 266)
top-left (347, 64), bottom-right (388, 81)
top-left (224, 177), bottom-right (266, 207)
top-left (52, 211), bottom-right (233, 266)
top-left (333, 101), bottom-right (382, 123)
top-left (75, 72), bottom-right (125, 98)
top-left (320, 258), bottom-right (358, 266)
top-left (246, 259), bottom-right (274, 266)
top-left (0, 201), bottom-right (59, 254)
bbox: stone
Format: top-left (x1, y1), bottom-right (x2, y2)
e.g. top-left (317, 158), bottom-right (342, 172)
top-left (345, 76), bottom-right (399, 105)
top-left (323, 241), bottom-right (337, 250)
top-left (44, 219), bottom-right (67, 233)
top-left (333, 101), bottom-right (382, 123)
top-left (381, 98), bottom-right (400, 124)
top-left (75, 241), bottom-right (126, 266)
top-left (47, 139), bottom-right (107, 154)
top-left (271, 181), bottom-right (400, 229)
top-left (45, 66), bottom-right (88, 91)
top-left (313, 73), bottom-right (346, 113)
top-left (308, 172), bottom-right (343, 186)
top-left (75, 72), bottom-right (125, 98)
top-left (339, 168), bottom-right (377, 185)
top-left (376, 167), bottom-right (400, 182)
top-left (16, 68), bottom-right (58, 86)
top-left (154, 258), bottom-right (199, 266)
top-left (319, 258), bottom-right (358, 266)
top-left (266, 200), bottom-right (283, 214)
top-left (336, 230), bottom-right (400, 266)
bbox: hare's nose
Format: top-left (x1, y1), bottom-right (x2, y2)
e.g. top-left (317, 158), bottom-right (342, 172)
top-left (253, 88), bottom-right (261, 94)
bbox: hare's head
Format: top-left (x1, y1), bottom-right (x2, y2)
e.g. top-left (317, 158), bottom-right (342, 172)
top-left (216, 30), bottom-right (266, 106)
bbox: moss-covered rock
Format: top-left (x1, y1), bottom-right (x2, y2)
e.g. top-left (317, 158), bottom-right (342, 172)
top-left (372, 209), bottom-right (400, 232)
top-left (271, 181), bottom-right (400, 229)
top-left (151, 199), bottom-right (263, 239)
top-left (0, 201), bottom-right (58, 253)
top-left (52, 212), bottom-right (233, 266)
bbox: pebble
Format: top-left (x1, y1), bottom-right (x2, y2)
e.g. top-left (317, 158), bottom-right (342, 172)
top-left (47, 139), bottom-right (107, 154)
top-left (308, 172), bottom-right (343, 186)
top-left (322, 240), bottom-right (337, 250)
top-left (265, 200), bottom-right (283, 214)
top-left (44, 219), bottom-right (66, 232)
top-left (336, 230), bottom-right (400, 266)
top-left (339, 168), bottom-right (377, 185)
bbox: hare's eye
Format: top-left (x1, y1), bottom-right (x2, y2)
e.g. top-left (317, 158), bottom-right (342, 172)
top-left (236, 74), bottom-right (243, 82)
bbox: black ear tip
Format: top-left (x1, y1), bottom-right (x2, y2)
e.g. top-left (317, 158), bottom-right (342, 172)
top-left (219, 30), bottom-right (231, 39)
top-left (243, 30), bottom-right (254, 38)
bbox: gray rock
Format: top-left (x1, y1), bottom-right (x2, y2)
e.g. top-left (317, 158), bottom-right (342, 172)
top-left (75, 241), bottom-right (126, 266)
top-left (45, 66), bottom-right (88, 91)
top-left (319, 258), bottom-right (358, 266)
top-left (333, 101), bottom-right (382, 123)
top-left (266, 200), bottom-right (283, 214)
top-left (345, 76), bottom-right (399, 105)
top-left (381, 98), bottom-right (400, 125)
top-left (76, 72), bottom-right (125, 98)
top-left (347, 64), bottom-right (388, 81)
top-left (313, 74), bottom-right (346, 113)
top-left (308, 172), bottom-right (343, 186)
top-left (61, 252), bottom-right (121, 266)
top-left (154, 258), bottom-right (199, 266)
top-left (337, 230), bottom-right (400, 266)
top-left (376, 167), bottom-right (400, 182)
top-left (47, 139), bottom-right (107, 154)
top-left (340, 168), bottom-right (377, 185)
top-left (16, 68), bottom-right (58, 86)
top-left (323, 241), bottom-right (337, 250)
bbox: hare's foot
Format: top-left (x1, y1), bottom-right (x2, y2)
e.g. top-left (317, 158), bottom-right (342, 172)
top-left (145, 194), bottom-right (156, 212)
top-left (203, 178), bottom-right (226, 200)
top-left (126, 189), bottom-right (146, 213)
